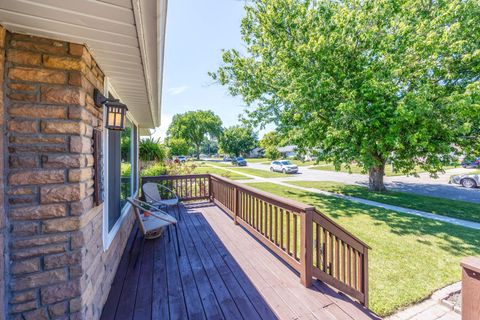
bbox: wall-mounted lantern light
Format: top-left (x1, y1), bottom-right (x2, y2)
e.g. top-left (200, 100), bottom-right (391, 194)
top-left (94, 89), bottom-right (128, 131)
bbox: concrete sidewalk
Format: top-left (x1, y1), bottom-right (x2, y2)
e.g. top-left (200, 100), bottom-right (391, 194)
top-left (207, 164), bottom-right (480, 231)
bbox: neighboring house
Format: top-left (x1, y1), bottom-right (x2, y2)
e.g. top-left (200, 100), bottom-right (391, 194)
top-left (277, 145), bottom-right (297, 158)
top-left (0, 1), bottom-right (167, 319)
top-left (248, 147), bottom-right (264, 158)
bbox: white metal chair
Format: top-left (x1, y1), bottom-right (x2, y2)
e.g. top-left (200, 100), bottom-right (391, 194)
top-left (127, 197), bottom-right (180, 258)
top-left (142, 182), bottom-right (181, 220)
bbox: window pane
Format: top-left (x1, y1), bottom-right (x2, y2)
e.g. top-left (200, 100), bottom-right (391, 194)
top-left (120, 119), bottom-right (133, 208)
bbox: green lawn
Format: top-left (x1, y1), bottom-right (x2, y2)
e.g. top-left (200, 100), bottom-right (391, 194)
top-left (286, 181), bottom-right (480, 223)
top-left (311, 164), bottom-right (458, 176)
top-left (244, 182), bottom-right (480, 316)
top-left (205, 161), bottom-right (235, 167)
top-left (191, 166), bottom-right (252, 180)
top-left (245, 158), bottom-right (270, 163)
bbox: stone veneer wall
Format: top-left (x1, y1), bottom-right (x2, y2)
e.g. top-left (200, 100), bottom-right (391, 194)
top-left (2, 29), bottom-right (135, 320)
top-left (0, 25), bottom-right (7, 320)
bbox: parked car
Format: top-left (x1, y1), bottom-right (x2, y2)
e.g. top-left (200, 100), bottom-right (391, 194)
top-left (270, 160), bottom-right (298, 174)
top-left (450, 173), bottom-right (479, 188)
top-left (232, 157), bottom-right (247, 166)
top-left (176, 156), bottom-right (187, 163)
top-left (461, 157), bottom-right (480, 168)
top-left (223, 156), bottom-right (232, 162)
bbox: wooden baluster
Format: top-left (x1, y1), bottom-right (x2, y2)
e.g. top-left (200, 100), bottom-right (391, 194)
top-left (293, 215), bottom-right (298, 260)
top-left (323, 229), bottom-right (327, 272)
top-left (329, 233), bottom-right (334, 276)
top-left (335, 237), bottom-right (340, 279)
top-left (353, 251), bottom-right (358, 290)
top-left (274, 207), bottom-right (278, 245)
top-left (269, 204), bottom-right (273, 240)
top-left (280, 209), bottom-right (284, 250)
top-left (300, 207), bottom-right (314, 287)
top-left (286, 211), bottom-right (291, 256)
top-left (315, 223), bottom-right (320, 268)
top-left (362, 249), bottom-right (369, 307)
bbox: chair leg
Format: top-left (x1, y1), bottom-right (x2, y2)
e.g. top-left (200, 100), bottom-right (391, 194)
top-left (174, 224), bottom-right (181, 256)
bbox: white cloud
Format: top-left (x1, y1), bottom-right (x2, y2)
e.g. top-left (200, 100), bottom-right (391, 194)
top-left (150, 113), bottom-right (173, 142)
top-left (167, 85), bottom-right (189, 96)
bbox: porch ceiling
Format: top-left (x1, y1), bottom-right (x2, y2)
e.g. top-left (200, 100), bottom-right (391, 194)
top-left (0, 0), bottom-right (167, 129)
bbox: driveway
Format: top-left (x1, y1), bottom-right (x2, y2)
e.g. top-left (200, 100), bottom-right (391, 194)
top-left (245, 163), bottom-right (480, 204)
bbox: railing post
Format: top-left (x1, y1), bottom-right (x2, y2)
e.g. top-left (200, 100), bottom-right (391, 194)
top-left (208, 174), bottom-right (213, 201)
top-left (300, 207), bottom-right (314, 287)
top-left (233, 187), bottom-right (239, 225)
top-left (461, 257), bottom-right (480, 320)
top-left (362, 248), bottom-right (369, 307)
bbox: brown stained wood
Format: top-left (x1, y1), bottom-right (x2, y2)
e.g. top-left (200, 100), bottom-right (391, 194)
top-left (280, 209), bottom-right (284, 250)
top-left (269, 204), bottom-right (273, 241)
top-left (293, 214), bottom-right (298, 260)
top-left (287, 211), bottom-right (291, 256)
top-left (143, 174), bottom-right (370, 307)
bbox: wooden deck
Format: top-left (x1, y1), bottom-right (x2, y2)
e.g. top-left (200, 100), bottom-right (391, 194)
top-left (101, 203), bottom-right (378, 320)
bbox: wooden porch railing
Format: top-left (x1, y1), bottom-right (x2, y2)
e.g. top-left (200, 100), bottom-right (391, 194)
top-left (141, 173), bottom-right (370, 306)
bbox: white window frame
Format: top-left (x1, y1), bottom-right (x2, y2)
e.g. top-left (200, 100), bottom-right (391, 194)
top-left (102, 78), bottom-right (140, 250)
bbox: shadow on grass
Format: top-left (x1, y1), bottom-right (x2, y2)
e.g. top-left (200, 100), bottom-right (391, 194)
top-left (282, 189), bottom-right (480, 257)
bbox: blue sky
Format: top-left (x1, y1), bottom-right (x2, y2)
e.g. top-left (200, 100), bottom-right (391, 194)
top-left (153, 0), bottom-right (258, 141)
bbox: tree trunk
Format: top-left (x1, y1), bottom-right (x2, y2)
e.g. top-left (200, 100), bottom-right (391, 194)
top-left (196, 144), bottom-right (200, 160)
top-left (368, 163), bottom-right (387, 192)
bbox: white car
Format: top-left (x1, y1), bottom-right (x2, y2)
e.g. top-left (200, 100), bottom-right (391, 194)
top-left (270, 160), bottom-right (298, 174)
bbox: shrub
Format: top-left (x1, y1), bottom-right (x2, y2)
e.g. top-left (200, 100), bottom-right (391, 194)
top-left (139, 138), bottom-right (166, 162)
top-left (140, 162), bottom-right (167, 177)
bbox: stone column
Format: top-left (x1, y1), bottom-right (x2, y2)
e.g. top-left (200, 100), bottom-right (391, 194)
top-left (4, 31), bottom-right (103, 320)
top-left (0, 25), bottom-right (7, 320)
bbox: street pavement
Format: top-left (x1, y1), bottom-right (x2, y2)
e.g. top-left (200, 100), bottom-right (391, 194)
top-left (244, 162), bottom-right (480, 204)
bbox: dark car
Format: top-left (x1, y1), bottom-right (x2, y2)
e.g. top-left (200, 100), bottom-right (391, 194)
top-left (231, 157), bottom-right (247, 166)
top-left (461, 157), bottom-right (480, 168)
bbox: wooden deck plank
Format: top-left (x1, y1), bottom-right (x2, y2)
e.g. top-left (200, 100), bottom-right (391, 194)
top-left (101, 228), bottom-right (138, 320)
top-left (101, 202), bottom-right (378, 320)
top-left (133, 239), bottom-right (154, 320)
top-left (164, 226), bottom-right (188, 320)
top-left (189, 207), bottom-right (279, 320)
top-left (114, 236), bottom-right (144, 320)
top-left (173, 214), bottom-right (224, 319)
top-left (198, 204), bottom-right (341, 320)
top-left (166, 212), bottom-right (207, 320)
top-left (179, 205), bottom-right (243, 320)
top-left (152, 231), bottom-right (168, 320)
top-left (182, 205), bottom-right (265, 320)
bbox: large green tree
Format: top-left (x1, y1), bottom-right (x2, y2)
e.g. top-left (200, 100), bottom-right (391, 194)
top-left (165, 137), bottom-right (190, 157)
top-left (259, 131), bottom-right (281, 160)
top-left (219, 125), bottom-right (258, 157)
top-left (167, 110), bottom-right (223, 159)
top-left (212, 0), bottom-right (480, 191)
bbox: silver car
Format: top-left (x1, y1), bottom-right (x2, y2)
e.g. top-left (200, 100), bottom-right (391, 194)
top-left (270, 160), bottom-right (298, 174)
top-left (450, 173), bottom-right (479, 188)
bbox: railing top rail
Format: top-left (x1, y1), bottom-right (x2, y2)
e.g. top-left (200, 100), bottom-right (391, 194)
top-left (209, 174), bottom-right (315, 213)
top-left (142, 174), bottom-right (210, 180)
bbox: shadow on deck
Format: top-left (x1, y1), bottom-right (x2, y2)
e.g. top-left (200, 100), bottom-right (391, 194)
top-left (101, 202), bottom-right (379, 320)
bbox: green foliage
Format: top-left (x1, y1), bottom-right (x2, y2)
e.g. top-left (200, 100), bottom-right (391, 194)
top-left (167, 110), bottom-right (223, 158)
top-left (259, 131), bottom-right (281, 160)
top-left (212, 0), bottom-right (480, 190)
top-left (139, 138), bottom-right (165, 162)
top-left (140, 162), bottom-right (167, 177)
top-left (219, 125), bottom-right (258, 157)
top-left (120, 126), bottom-right (132, 161)
top-left (201, 138), bottom-right (219, 155)
top-left (120, 163), bottom-right (131, 177)
top-left (166, 137), bottom-right (190, 157)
